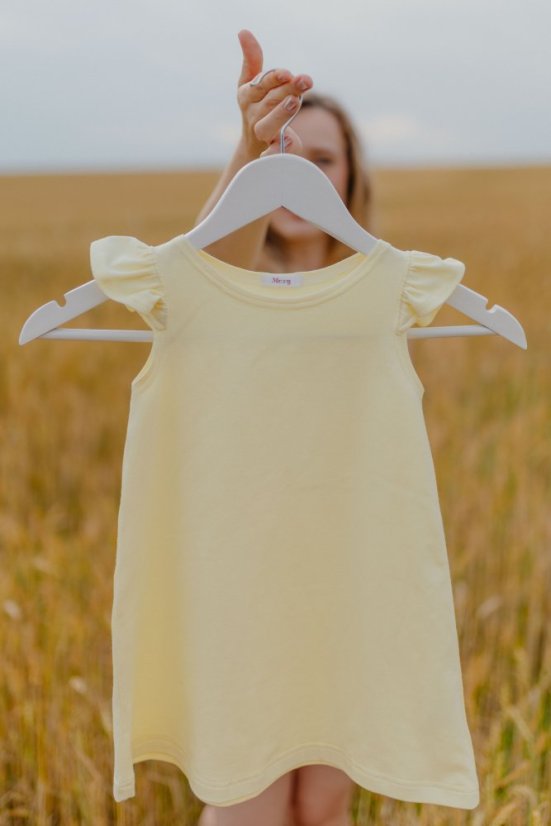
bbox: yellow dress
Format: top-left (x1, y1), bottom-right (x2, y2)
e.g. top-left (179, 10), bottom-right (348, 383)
top-left (90, 232), bottom-right (480, 810)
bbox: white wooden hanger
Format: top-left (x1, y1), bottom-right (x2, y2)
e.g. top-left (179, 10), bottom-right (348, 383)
top-left (19, 87), bottom-right (527, 349)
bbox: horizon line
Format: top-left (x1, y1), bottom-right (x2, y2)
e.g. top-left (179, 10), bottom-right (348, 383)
top-left (1, 156), bottom-right (550, 178)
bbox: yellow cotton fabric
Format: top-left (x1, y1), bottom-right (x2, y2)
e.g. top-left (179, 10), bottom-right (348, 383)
top-left (90, 232), bottom-right (480, 810)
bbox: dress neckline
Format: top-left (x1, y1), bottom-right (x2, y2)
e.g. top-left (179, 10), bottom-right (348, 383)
top-left (174, 234), bottom-right (390, 309)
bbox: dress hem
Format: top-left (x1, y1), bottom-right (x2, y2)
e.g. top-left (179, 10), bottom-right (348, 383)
top-left (113, 736), bottom-right (480, 810)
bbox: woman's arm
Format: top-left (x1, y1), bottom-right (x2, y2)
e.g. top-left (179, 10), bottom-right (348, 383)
top-left (193, 134), bottom-right (273, 271)
top-left (192, 29), bottom-right (312, 270)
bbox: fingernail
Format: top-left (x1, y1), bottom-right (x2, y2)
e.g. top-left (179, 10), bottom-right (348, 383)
top-left (284, 96), bottom-right (298, 111)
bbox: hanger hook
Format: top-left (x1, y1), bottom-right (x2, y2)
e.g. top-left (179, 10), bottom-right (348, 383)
top-left (279, 94), bottom-right (303, 154)
top-left (250, 69), bottom-right (303, 156)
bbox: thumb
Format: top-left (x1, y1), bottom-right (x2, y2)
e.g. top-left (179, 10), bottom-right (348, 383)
top-left (237, 29), bottom-right (263, 86)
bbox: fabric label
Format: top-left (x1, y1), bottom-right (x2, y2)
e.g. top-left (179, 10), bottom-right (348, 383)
top-left (260, 274), bottom-right (304, 288)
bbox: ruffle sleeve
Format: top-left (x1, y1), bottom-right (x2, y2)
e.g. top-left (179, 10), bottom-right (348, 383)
top-left (90, 236), bottom-right (167, 331)
top-left (397, 250), bottom-right (465, 333)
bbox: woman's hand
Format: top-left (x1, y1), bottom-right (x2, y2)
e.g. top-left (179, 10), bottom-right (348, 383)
top-left (237, 29), bottom-right (313, 157)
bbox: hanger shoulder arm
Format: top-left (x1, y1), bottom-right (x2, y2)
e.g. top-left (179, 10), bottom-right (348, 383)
top-left (186, 154), bottom-right (379, 254)
top-left (19, 280), bottom-right (107, 345)
top-left (446, 283), bottom-right (527, 349)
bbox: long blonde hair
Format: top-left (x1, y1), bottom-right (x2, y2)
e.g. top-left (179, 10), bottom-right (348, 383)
top-left (259, 90), bottom-right (377, 270)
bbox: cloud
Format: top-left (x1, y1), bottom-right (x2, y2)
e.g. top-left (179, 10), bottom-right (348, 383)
top-left (362, 114), bottom-right (442, 145)
top-left (359, 114), bottom-right (460, 161)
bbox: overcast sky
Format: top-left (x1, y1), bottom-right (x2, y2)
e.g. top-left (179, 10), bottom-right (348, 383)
top-left (2, 0), bottom-right (550, 173)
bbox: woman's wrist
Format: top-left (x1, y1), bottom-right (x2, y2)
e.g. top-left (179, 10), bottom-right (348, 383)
top-left (238, 127), bottom-right (266, 160)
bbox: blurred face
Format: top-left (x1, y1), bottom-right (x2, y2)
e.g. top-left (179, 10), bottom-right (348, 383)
top-left (269, 106), bottom-right (350, 242)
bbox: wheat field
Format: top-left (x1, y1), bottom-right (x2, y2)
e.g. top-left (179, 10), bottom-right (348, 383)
top-left (1, 165), bottom-right (549, 825)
